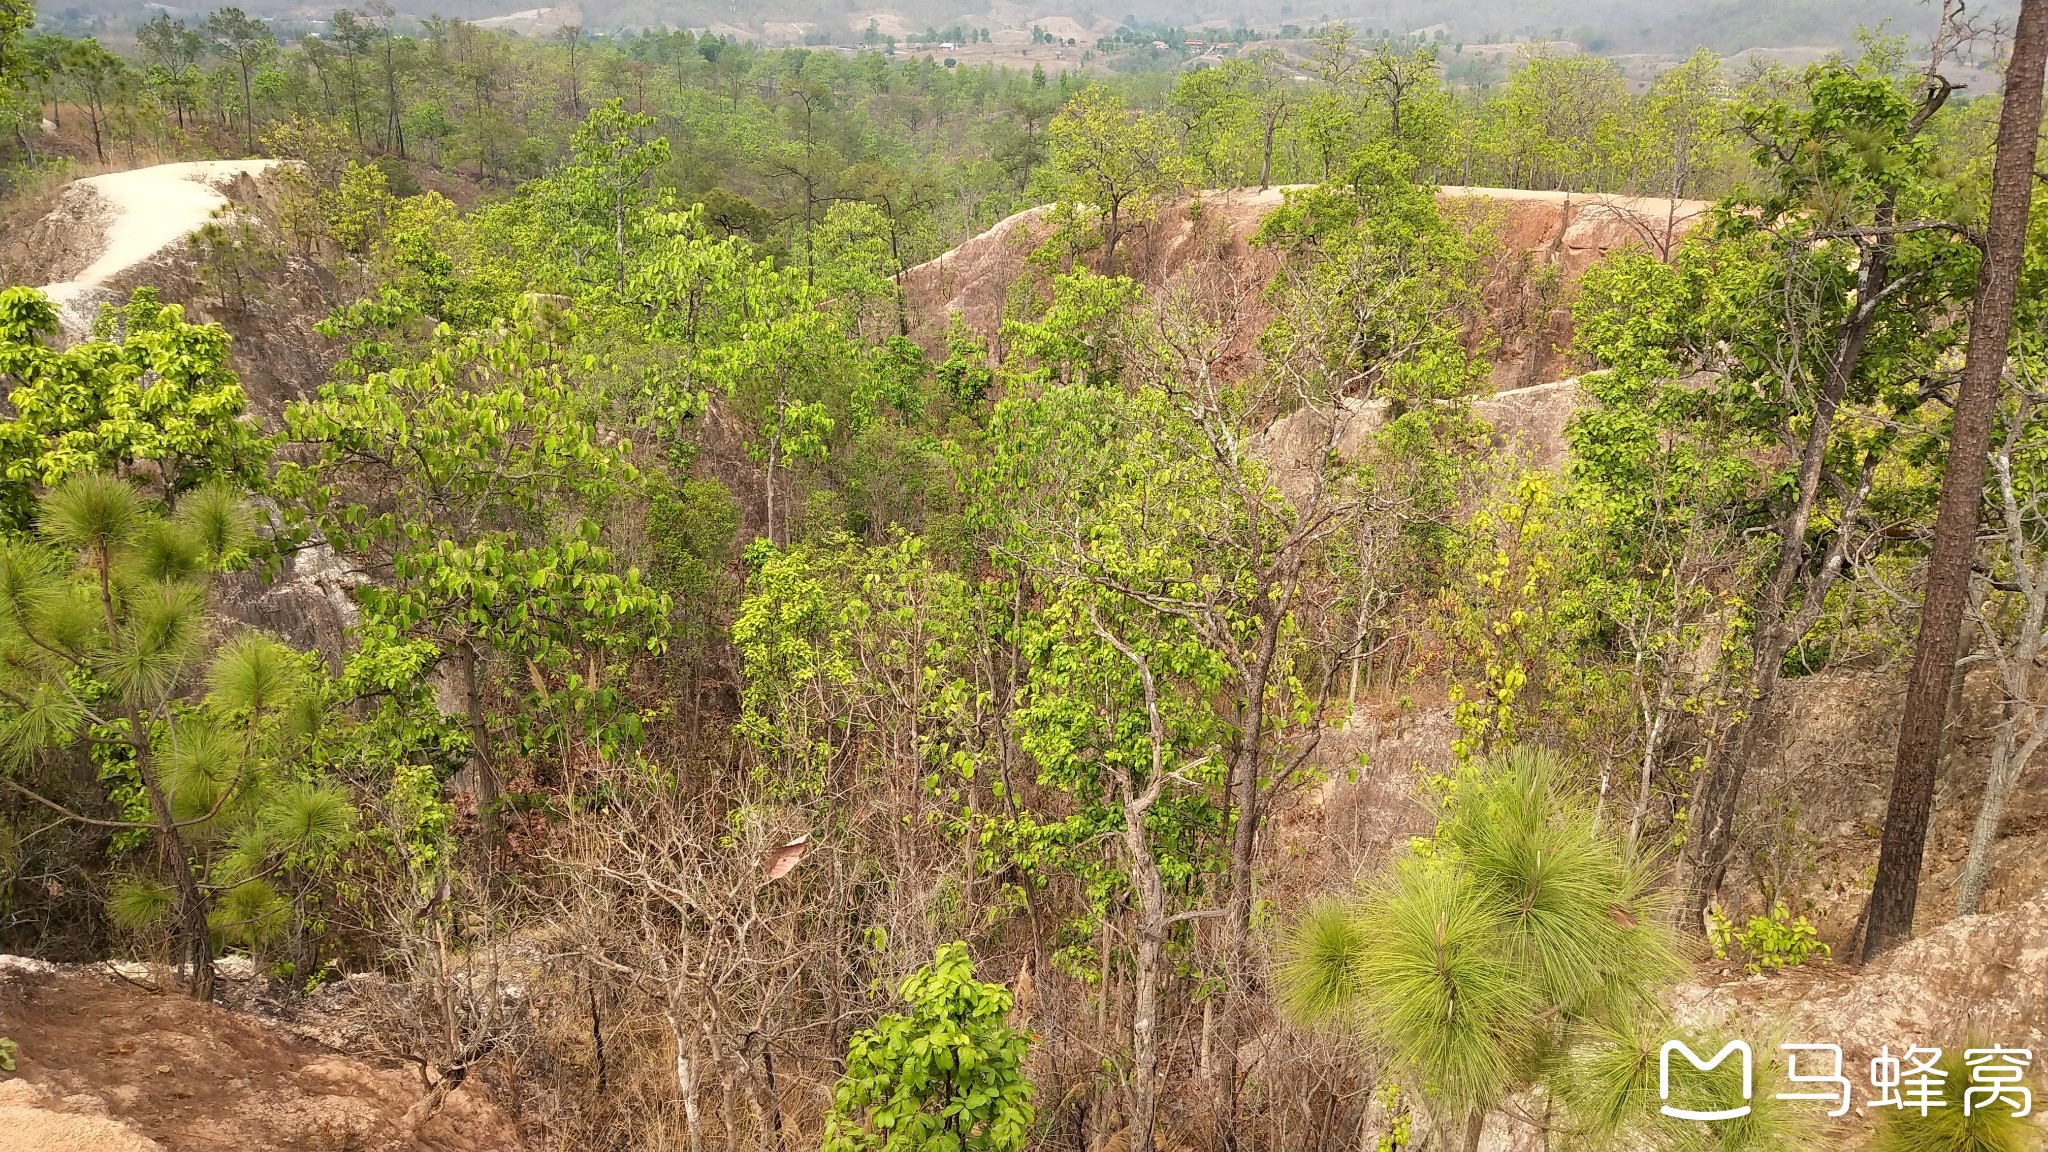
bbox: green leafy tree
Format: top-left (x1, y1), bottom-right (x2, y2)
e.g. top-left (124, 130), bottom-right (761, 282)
top-left (282, 316), bottom-right (669, 851)
top-left (1631, 48), bottom-right (1733, 205)
top-left (1571, 56), bottom-right (1978, 919)
top-left (1291, 25), bottom-right (1367, 182)
top-left (204, 7), bottom-right (274, 153)
top-left (1363, 41), bottom-right (1446, 160)
top-left (59, 37), bottom-right (125, 161)
top-left (0, 287), bottom-right (266, 531)
top-left (0, 0), bottom-right (30, 85)
top-left (1040, 85), bottom-right (1188, 275)
top-left (821, 942), bottom-right (1035, 1152)
top-left (558, 99), bottom-right (671, 295)
top-left (0, 5), bottom-right (36, 169)
top-left (1477, 51), bottom-right (1630, 192)
top-left (138, 13), bottom-right (205, 132)
top-left (1167, 61), bottom-right (1254, 187)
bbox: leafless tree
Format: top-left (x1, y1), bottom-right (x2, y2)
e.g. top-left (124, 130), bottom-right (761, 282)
top-left (1954, 377), bottom-right (2048, 915)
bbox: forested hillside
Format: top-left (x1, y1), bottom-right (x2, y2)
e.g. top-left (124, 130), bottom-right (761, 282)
top-left (0, 1), bottom-right (2045, 1150)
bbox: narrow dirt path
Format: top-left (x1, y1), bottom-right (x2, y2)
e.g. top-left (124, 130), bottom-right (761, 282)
top-left (34, 160), bottom-right (282, 336)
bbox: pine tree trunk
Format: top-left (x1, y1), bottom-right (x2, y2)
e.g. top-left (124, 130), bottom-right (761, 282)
top-left (131, 710), bottom-right (216, 1002)
top-left (1866, 0), bottom-right (2048, 959)
top-left (96, 546), bottom-right (214, 1001)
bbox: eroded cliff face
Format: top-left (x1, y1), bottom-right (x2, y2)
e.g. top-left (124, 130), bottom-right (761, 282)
top-left (899, 185), bottom-right (1709, 395)
top-left (2, 162), bottom-right (359, 663)
top-left (1277, 696), bottom-right (2046, 1152)
top-left (0, 160), bottom-right (343, 422)
top-left (1285, 669), bottom-right (2046, 943)
top-left (910, 185), bottom-right (2043, 953)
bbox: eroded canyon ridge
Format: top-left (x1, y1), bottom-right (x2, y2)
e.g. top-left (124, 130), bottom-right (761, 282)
top-left (0, 3), bottom-right (2044, 1150)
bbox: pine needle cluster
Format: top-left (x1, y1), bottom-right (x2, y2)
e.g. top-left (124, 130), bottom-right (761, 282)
top-left (1278, 745), bottom-right (1811, 1151)
top-left (0, 474), bottom-right (352, 978)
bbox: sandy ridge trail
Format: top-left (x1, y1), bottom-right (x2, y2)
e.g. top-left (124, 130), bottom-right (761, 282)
top-left (32, 160), bottom-right (283, 337)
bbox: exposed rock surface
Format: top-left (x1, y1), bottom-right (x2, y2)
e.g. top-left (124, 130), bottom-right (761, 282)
top-left (3, 161), bottom-right (360, 662)
top-left (1672, 891), bottom-right (2048, 1146)
top-left (1284, 666), bottom-right (2045, 957)
top-left (213, 537), bottom-right (365, 673)
top-left (23, 161), bottom-right (285, 340)
top-left (1677, 891), bottom-right (2048, 1062)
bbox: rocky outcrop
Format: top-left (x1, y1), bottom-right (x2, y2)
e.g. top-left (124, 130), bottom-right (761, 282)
top-left (1284, 665), bottom-right (2046, 961)
top-left (1668, 891), bottom-right (2048, 1145)
top-left (213, 536), bottom-right (365, 673)
top-left (3, 162), bottom-right (361, 662)
top-left (1252, 375), bottom-right (1589, 504)
top-left (20, 161), bottom-right (286, 340)
top-left (1678, 890), bottom-right (2048, 1061)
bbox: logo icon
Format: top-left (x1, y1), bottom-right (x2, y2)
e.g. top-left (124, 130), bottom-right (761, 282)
top-left (1661, 1040), bottom-right (1754, 1121)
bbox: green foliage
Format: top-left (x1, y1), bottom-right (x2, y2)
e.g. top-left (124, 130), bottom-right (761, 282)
top-left (935, 314), bottom-right (993, 408)
top-left (1372, 1082), bottom-right (1412, 1151)
top-left (0, 475), bottom-right (352, 967)
top-left (1278, 745), bottom-right (1679, 1131)
top-left (1867, 1049), bottom-right (2043, 1152)
top-left (1706, 901), bottom-right (1830, 973)
top-left (283, 317), bottom-right (669, 760)
top-left (1254, 143), bottom-right (1489, 405)
top-left (1039, 84), bottom-right (1188, 271)
top-left (0, 0), bottom-right (29, 79)
top-left (330, 161), bottom-right (398, 248)
top-left (731, 535), bottom-right (975, 797)
top-left (1436, 474), bottom-right (1569, 759)
top-left (191, 211), bottom-right (284, 317)
top-left (1006, 573), bottom-right (1231, 918)
top-left (378, 760), bottom-right (454, 884)
top-left (0, 288), bottom-right (266, 530)
top-left (1557, 1017), bottom-right (1816, 1151)
top-left (821, 942), bottom-right (1035, 1152)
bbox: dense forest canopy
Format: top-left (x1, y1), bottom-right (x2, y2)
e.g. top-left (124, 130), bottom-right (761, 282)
top-left (0, 0), bottom-right (2045, 1150)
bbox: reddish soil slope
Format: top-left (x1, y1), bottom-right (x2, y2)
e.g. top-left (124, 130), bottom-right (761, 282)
top-left (901, 185), bottom-right (1709, 392)
top-left (0, 961), bottom-right (519, 1152)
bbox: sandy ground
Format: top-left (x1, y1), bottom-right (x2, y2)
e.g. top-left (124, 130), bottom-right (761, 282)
top-left (35, 159), bottom-right (282, 337)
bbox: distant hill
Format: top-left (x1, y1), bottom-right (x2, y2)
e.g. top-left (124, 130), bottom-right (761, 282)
top-left (40, 0), bottom-right (2011, 58)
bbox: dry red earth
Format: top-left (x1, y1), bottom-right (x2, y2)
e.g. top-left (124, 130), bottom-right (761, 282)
top-left (0, 961), bottom-right (520, 1152)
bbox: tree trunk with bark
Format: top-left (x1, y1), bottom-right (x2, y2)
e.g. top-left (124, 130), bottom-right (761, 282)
top-left (1866, 0), bottom-right (2048, 959)
top-left (1685, 198), bottom-right (1900, 922)
top-left (1099, 622), bottom-right (1171, 1152)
